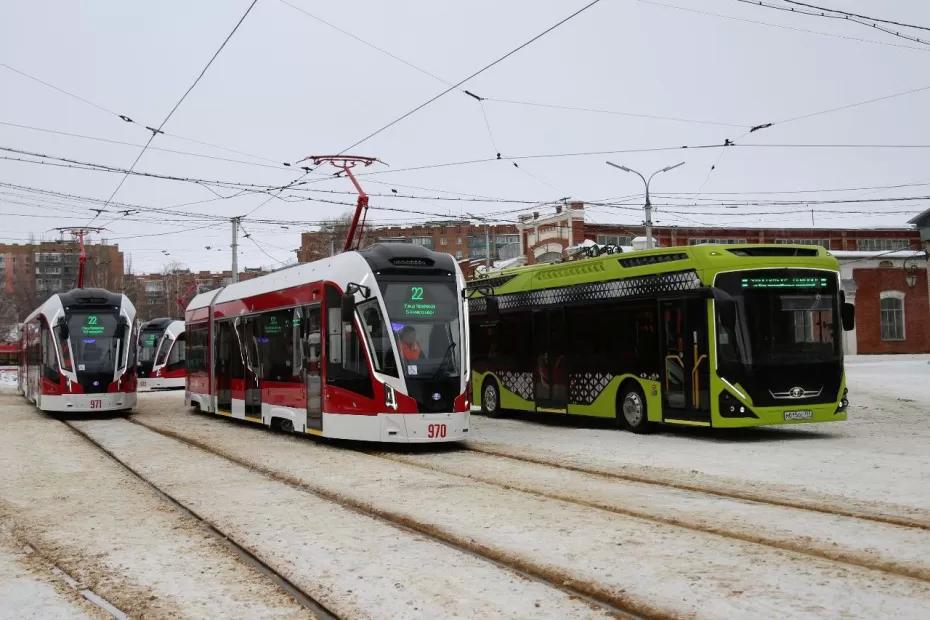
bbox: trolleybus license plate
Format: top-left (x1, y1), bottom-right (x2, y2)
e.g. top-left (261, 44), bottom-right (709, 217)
top-left (784, 410), bottom-right (813, 420)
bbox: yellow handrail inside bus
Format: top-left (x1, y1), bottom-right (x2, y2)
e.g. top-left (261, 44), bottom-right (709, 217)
top-left (664, 354), bottom-right (683, 392)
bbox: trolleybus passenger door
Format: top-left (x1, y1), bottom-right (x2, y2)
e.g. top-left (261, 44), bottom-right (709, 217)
top-left (302, 304), bottom-right (323, 432)
top-left (532, 308), bottom-right (568, 413)
top-left (660, 298), bottom-right (710, 423)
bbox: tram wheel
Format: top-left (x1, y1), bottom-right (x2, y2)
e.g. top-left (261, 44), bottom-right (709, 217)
top-left (273, 417), bottom-right (295, 433)
top-left (617, 384), bottom-right (651, 434)
top-left (481, 378), bottom-right (502, 418)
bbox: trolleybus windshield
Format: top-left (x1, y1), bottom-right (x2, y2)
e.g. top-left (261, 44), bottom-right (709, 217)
top-left (66, 312), bottom-right (122, 374)
top-left (715, 270), bottom-right (840, 370)
top-left (379, 281), bottom-right (461, 379)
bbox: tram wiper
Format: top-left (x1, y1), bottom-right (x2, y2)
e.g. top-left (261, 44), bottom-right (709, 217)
top-left (431, 341), bottom-right (457, 380)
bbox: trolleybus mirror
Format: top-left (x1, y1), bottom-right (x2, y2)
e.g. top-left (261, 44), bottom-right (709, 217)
top-left (341, 294), bottom-right (356, 323)
top-left (841, 302), bottom-right (855, 331)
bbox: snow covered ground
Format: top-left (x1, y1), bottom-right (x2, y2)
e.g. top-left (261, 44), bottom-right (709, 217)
top-left (0, 354), bottom-right (927, 618)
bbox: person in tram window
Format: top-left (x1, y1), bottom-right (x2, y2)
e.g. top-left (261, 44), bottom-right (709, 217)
top-left (398, 325), bottom-right (423, 361)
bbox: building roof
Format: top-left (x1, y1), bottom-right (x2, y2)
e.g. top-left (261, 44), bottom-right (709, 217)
top-left (907, 207), bottom-right (930, 227)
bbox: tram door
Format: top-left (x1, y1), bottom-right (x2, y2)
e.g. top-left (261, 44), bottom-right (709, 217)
top-left (238, 317), bottom-right (262, 419)
top-left (302, 305), bottom-right (323, 432)
top-left (532, 308), bottom-right (568, 413)
top-left (660, 298), bottom-right (710, 422)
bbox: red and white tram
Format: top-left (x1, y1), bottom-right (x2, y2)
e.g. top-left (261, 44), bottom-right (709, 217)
top-left (185, 243), bottom-right (470, 442)
top-left (19, 288), bottom-right (138, 412)
top-left (137, 318), bottom-right (186, 391)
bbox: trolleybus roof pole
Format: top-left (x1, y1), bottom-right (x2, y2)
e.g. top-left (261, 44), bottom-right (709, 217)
top-left (299, 155), bottom-right (380, 252)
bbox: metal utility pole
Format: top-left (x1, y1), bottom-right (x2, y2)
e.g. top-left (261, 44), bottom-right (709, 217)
top-left (298, 155), bottom-right (381, 253)
top-left (231, 216), bottom-right (240, 284)
top-left (485, 223), bottom-right (491, 268)
top-left (605, 161), bottom-right (685, 249)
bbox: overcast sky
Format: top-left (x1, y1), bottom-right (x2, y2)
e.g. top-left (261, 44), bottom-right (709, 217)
top-left (2, 0), bottom-right (929, 273)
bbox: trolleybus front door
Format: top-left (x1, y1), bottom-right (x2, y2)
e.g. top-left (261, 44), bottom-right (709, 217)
top-left (533, 308), bottom-right (568, 413)
top-left (660, 298), bottom-right (710, 424)
top-left (302, 304), bottom-right (323, 432)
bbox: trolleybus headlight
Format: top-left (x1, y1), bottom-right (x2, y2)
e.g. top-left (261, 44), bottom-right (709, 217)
top-left (836, 388), bottom-right (849, 413)
top-left (719, 390), bottom-right (758, 419)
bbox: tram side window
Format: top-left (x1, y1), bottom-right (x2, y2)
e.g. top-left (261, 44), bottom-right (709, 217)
top-left (325, 285), bottom-right (373, 397)
top-left (186, 323), bottom-right (208, 372)
top-left (256, 309), bottom-right (300, 383)
top-left (42, 326), bottom-right (58, 381)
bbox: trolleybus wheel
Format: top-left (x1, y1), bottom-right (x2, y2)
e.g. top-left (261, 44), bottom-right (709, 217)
top-left (481, 378), bottom-right (502, 418)
top-left (618, 384), bottom-right (651, 434)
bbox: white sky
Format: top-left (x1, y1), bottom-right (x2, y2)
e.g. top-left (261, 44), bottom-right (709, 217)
top-left (1, 0), bottom-right (929, 273)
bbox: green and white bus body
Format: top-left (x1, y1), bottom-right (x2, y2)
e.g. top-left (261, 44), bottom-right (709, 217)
top-left (468, 244), bottom-right (854, 431)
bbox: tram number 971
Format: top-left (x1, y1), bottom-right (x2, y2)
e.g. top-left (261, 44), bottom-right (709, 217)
top-left (90, 399), bottom-right (103, 409)
top-left (427, 423), bottom-right (447, 439)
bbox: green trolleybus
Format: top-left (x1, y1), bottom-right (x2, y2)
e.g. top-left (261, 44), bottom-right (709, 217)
top-left (468, 244), bottom-right (855, 431)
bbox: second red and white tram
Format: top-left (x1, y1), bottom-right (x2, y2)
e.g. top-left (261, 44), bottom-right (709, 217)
top-left (137, 318), bottom-right (186, 391)
top-left (185, 243), bottom-right (470, 442)
top-left (19, 288), bottom-right (138, 412)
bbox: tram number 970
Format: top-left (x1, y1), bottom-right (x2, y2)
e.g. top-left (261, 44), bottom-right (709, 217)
top-left (427, 423), bottom-right (447, 439)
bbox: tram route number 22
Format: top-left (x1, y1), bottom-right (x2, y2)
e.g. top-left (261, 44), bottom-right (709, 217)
top-left (427, 423), bottom-right (447, 439)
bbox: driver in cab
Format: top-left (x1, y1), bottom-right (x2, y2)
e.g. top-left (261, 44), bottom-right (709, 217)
top-left (398, 325), bottom-right (423, 361)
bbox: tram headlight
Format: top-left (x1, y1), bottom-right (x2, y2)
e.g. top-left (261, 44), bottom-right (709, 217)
top-left (384, 383), bottom-right (398, 411)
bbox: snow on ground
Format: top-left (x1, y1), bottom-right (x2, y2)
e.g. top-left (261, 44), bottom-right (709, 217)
top-left (0, 394), bottom-right (315, 619)
top-left (132, 396), bottom-right (930, 619)
top-left (0, 367), bottom-right (16, 387)
top-left (0, 527), bottom-right (99, 620)
top-left (72, 415), bottom-right (609, 620)
top-left (469, 355), bottom-right (930, 520)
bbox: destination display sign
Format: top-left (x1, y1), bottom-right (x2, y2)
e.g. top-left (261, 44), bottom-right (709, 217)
top-left (740, 276), bottom-right (828, 290)
top-left (403, 285), bottom-right (437, 317)
top-left (81, 314), bottom-right (105, 336)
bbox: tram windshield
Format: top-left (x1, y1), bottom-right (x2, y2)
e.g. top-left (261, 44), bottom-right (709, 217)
top-left (138, 328), bottom-right (161, 364)
top-left (65, 311), bottom-right (123, 375)
top-left (379, 281), bottom-right (462, 379)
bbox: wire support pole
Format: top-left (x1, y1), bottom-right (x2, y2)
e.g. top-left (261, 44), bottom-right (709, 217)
top-left (299, 155), bottom-right (380, 252)
top-left (231, 216), bottom-right (240, 284)
top-left (606, 161), bottom-right (685, 249)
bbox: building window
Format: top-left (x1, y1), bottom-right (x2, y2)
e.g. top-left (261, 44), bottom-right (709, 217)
top-left (597, 234), bottom-right (633, 247)
top-left (455, 251), bottom-right (463, 259)
top-left (457, 237), bottom-right (463, 246)
top-left (857, 238), bottom-right (910, 252)
top-left (775, 239), bottom-right (831, 249)
top-left (880, 291), bottom-right (905, 341)
top-left (439, 238), bottom-right (448, 246)
top-left (145, 280), bottom-right (164, 293)
top-left (688, 238), bottom-right (747, 245)
top-left (411, 237), bottom-right (433, 249)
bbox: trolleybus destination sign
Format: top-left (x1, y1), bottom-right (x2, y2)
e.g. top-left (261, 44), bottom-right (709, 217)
top-left (740, 275), bottom-right (829, 289)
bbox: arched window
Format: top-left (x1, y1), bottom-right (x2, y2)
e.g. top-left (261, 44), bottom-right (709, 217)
top-left (879, 291), bottom-right (905, 341)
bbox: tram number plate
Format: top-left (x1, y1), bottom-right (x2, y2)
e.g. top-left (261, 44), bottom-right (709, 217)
top-left (784, 410), bottom-right (812, 420)
top-left (427, 423), bottom-right (447, 439)
top-left (90, 399), bottom-right (103, 409)
top-left (138, 380), bottom-right (148, 388)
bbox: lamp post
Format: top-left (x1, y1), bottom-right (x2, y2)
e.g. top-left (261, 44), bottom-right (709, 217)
top-left (605, 161), bottom-right (685, 249)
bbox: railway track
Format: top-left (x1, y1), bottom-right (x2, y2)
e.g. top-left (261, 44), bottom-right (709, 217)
top-left (60, 419), bottom-right (340, 620)
top-left (464, 442), bottom-right (930, 531)
top-left (106, 417), bottom-right (647, 620)
top-left (360, 442), bottom-right (930, 584)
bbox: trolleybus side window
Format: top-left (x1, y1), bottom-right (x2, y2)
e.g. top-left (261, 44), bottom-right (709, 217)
top-left (357, 298), bottom-right (399, 377)
top-left (325, 285), bottom-right (373, 397)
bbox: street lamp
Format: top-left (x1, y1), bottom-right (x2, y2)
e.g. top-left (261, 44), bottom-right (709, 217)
top-left (903, 250), bottom-right (927, 288)
top-left (606, 161), bottom-right (685, 249)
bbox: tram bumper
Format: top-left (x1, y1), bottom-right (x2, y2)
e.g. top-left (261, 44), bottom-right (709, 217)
top-left (320, 411), bottom-right (469, 442)
top-left (39, 392), bottom-right (136, 413)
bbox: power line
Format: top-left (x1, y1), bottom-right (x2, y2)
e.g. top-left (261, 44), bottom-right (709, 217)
top-left (100, 0), bottom-right (260, 212)
top-left (779, 1), bottom-right (930, 32)
top-left (637, 0), bottom-right (930, 53)
top-left (337, 0), bottom-right (603, 154)
top-left (775, 82), bottom-right (930, 126)
top-left (736, 0), bottom-right (930, 47)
